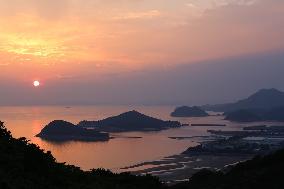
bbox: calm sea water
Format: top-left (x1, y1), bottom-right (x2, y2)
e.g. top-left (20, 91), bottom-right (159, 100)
top-left (0, 105), bottom-right (280, 172)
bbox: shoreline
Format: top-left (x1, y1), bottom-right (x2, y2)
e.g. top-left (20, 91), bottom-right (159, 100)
top-left (122, 153), bottom-right (253, 183)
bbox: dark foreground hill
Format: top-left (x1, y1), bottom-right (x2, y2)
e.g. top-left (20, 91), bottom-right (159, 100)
top-left (172, 148), bottom-right (284, 189)
top-left (0, 121), bottom-right (163, 189)
top-left (202, 88), bottom-right (284, 112)
top-left (78, 110), bottom-right (181, 132)
top-left (1, 121), bottom-right (284, 189)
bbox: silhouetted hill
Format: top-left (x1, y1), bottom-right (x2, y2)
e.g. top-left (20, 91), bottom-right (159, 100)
top-left (36, 120), bottom-right (110, 141)
top-left (0, 121), bottom-right (163, 189)
top-left (225, 107), bottom-right (284, 122)
top-left (202, 88), bottom-right (284, 112)
top-left (78, 110), bottom-right (181, 132)
top-left (264, 107), bottom-right (284, 121)
top-left (224, 109), bottom-right (262, 122)
top-left (171, 148), bottom-right (284, 189)
top-left (2, 121), bottom-right (284, 189)
top-left (171, 106), bottom-right (209, 117)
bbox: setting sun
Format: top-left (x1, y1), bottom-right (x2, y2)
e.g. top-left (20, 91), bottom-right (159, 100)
top-left (0, 1), bottom-right (283, 188)
top-left (33, 80), bottom-right (40, 87)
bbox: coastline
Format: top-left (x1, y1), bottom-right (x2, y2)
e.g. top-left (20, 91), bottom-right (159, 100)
top-left (122, 153), bottom-right (253, 183)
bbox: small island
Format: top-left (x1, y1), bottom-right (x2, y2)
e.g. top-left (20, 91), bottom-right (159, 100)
top-left (171, 106), bottom-right (209, 117)
top-left (78, 110), bottom-right (181, 132)
top-left (36, 120), bottom-right (110, 141)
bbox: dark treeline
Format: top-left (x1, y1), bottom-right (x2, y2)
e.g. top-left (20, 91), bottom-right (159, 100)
top-left (1, 121), bottom-right (284, 189)
top-left (0, 121), bottom-right (162, 189)
top-left (172, 150), bottom-right (284, 189)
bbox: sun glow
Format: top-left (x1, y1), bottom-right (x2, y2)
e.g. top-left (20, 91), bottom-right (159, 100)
top-left (4, 35), bottom-right (65, 58)
top-left (0, 15), bottom-right (71, 65)
top-left (33, 80), bottom-right (40, 87)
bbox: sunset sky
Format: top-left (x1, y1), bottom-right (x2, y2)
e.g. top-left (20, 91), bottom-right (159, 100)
top-left (0, 0), bottom-right (283, 105)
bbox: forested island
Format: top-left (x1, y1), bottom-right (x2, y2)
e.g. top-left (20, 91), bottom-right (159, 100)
top-left (78, 110), bottom-right (181, 132)
top-left (36, 120), bottom-right (110, 141)
top-left (36, 111), bottom-right (181, 141)
top-left (171, 106), bottom-right (209, 117)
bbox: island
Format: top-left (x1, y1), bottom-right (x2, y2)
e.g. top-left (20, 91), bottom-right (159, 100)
top-left (36, 120), bottom-right (110, 141)
top-left (224, 107), bottom-right (284, 122)
top-left (224, 109), bottom-right (261, 122)
top-left (78, 110), bottom-right (181, 132)
top-left (170, 106), bottom-right (209, 117)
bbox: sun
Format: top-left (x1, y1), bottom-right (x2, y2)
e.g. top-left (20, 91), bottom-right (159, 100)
top-left (33, 80), bottom-right (40, 87)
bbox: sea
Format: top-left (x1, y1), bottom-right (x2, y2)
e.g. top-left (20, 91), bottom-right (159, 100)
top-left (0, 105), bottom-right (281, 173)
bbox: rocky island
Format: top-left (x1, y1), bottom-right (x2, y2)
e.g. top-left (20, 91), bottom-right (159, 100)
top-left (78, 110), bottom-right (181, 132)
top-left (36, 120), bottom-right (110, 141)
top-left (171, 106), bottom-right (209, 117)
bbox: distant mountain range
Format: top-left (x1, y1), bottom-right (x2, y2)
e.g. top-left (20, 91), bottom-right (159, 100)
top-left (202, 88), bottom-right (284, 112)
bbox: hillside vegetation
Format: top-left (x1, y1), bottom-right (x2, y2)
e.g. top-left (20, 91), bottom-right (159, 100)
top-left (1, 121), bottom-right (284, 189)
top-left (0, 121), bottom-right (162, 189)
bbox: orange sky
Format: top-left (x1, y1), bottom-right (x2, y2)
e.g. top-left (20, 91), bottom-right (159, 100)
top-left (0, 0), bottom-right (283, 83)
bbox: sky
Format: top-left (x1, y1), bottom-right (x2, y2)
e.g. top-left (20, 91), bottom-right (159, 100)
top-left (0, 0), bottom-right (283, 105)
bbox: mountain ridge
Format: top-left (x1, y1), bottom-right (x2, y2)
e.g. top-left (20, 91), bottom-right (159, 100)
top-left (202, 88), bottom-right (284, 112)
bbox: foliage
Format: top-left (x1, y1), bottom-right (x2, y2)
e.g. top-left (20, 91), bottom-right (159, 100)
top-left (1, 120), bottom-right (284, 189)
top-left (171, 150), bottom-right (284, 189)
top-left (0, 121), bottom-right (163, 189)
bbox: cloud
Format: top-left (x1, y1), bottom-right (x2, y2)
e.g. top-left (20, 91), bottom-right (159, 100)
top-left (0, 63), bottom-right (10, 66)
top-left (0, 0), bottom-right (283, 76)
top-left (56, 74), bottom-right (76, 80)
top-left (0, 0), bottom-right (70, 19)
top-left (185, 0), bottom-right (257, 17)
top-left (112, 10), bottom-right (161, 20)
top-left (164, 0), bottom-right (284, 62)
